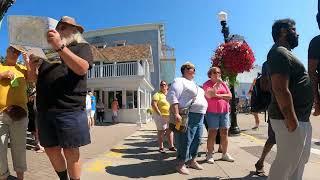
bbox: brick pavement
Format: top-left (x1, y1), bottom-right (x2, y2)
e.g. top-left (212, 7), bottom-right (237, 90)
top-left (6, 123), bottom-right (138, 180)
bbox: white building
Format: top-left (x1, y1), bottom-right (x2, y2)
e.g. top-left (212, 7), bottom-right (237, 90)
top-left (87, 44), bottom-right (154, 125)
top-left (235, 65), bottom-right (262, 98)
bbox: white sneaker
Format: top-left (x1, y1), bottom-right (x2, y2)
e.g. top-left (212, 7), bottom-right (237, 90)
top-left (221, 153), bottom-right (235, 162)
top-left (206, 153), bottom-right (214, 164)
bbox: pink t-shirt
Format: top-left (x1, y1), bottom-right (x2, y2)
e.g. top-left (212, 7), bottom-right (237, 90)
top-left (203, 80), bottom-right (231, 113)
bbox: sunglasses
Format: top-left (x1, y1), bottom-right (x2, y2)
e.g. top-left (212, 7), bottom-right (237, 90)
top-left (56, 23), bottom-right (75, 31)
top-left (160, 84), bottom-right (167, 86)
top-left (186, 67), bottom-right (195, 72)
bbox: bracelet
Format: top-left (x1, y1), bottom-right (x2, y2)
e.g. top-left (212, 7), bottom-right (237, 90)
top-left (55, 44), bottom-right (65, 52)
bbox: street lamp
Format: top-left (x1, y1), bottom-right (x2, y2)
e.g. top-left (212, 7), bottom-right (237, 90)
top-left (217, 11), bottom-right (241, 135)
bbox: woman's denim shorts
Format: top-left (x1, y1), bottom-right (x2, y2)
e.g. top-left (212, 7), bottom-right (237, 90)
top-left (206, 112), bottom-right (230, 129)
top-left (38, 110), bottom-right (91, 148)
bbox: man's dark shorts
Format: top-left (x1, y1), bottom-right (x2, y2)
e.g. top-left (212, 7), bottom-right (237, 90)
top-left (38, 110), bottom-right (91, 148)
top-left (267, 120), bottom-right (276, 144)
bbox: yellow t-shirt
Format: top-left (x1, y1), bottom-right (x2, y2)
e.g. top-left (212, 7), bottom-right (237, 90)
top-left (152, 91), bottom-right (170, 116)
top-left (0, 63), bottom-right (28, 112)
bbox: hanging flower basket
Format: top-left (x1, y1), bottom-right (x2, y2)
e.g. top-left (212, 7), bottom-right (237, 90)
top-left (211, 41), bottom-right (255, 86)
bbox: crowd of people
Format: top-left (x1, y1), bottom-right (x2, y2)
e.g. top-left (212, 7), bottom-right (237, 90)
top-left (0, 12), bottom-right (319, 180)
top-left (151, 18), bottom-right (319, 180)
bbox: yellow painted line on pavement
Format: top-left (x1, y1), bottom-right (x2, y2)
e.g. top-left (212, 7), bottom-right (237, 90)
top-left (240, 133), bottom-right (265, 145)
top-left (85, 160), bottom-right (112, 173)
top-left (85, 145), bottom-right (128, 173)
top-left (105, 151), bottom-right (123, 158)
top-left (105, 145), bottom-right (127, 158)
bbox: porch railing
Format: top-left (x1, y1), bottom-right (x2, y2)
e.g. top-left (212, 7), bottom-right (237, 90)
top-left (87, 62), bottom-right (145, 79)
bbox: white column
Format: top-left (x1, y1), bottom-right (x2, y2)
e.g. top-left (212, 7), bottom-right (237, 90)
top-left (99, 90), bottom-right (103, 102)
top-left (122, 90), bottom-right (126, 109)
top-left (144, 89), bottom-right (147, 109)
top-left (100, 61), bottom-right (103, 78)
top-left (136, 61), bottom-right (140, 75)
top-left (92, 64), bottom-right (96, 78)
top-left (113, 62), bottom-right (117, 77)
top-left (137, 87), bottom-right (142, 127)
top-left (105, 90), bottom-right (108, 108)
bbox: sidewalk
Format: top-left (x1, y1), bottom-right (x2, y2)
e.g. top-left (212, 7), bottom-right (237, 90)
top-left (82, 115), bottom-right (320, 180)
top-left (6, 123), bottom-right (139, 180)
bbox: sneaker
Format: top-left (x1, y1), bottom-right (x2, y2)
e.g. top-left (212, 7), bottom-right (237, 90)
top-left (252, 126), bottom-right (259, 130)
top-left (188, 161), bottom-right (203, 170)
top-left (221, 153), bottom-right (235, 162)
top-left (176, 164), bottom-right (190, 175)
top-left (206, 153), bottom-right (214, 164)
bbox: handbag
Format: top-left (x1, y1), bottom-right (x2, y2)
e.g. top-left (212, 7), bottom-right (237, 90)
top-left (4, 105), bottom-right (27, 121)
top-left (169, 107), bottom-right (190, 133)
top-left (169, 86), bottom-right (198, 133)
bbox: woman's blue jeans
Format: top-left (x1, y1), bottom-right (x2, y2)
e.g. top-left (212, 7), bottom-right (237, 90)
top-left (175, 112), bottom-right (204, 162)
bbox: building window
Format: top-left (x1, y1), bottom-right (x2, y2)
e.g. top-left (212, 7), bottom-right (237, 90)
top-left (126, 90), bottom-right (138, 109)
top-left (134, 91), bottom-right (137, 108)
top-left (108, 91), bottom-right (115, 109)
top-left (108, 91), bottom-right (122, 109)
top-left (115, 91), bottom-right (122, 108)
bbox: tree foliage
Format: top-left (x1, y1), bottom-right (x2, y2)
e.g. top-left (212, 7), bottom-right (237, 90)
top-left (0, 0), bottom-right (15, 21)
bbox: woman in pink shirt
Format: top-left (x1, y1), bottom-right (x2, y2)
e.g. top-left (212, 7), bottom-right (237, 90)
top-left (203, 67), bottom-right (234, 163)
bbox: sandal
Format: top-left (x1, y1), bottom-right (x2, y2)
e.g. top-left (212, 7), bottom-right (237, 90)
top-left (255, 162), bottom-right (265, 174)
top-left (168, 147), bottom-right (177, 152)
top-left (158, 148), bottom-right (166, 153)
top-left (35, 147), bottom-right (45, 153)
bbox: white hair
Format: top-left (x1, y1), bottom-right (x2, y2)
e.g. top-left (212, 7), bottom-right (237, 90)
top-left (62, 31), bottom-right (87, 45)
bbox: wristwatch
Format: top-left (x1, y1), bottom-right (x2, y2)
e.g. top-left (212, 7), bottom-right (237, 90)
top-left (55, 44), bottom-right (65, 52)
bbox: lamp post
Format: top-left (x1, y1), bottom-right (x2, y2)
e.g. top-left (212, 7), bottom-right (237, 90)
top-left (218, 11), bottom-right (240, 135)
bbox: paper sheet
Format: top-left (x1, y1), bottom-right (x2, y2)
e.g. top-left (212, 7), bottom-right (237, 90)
top-left (8, 15), bottom-right (58, 49)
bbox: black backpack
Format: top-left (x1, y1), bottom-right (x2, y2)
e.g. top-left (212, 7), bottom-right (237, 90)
top-left (250, 73), bottom-right (271, 113)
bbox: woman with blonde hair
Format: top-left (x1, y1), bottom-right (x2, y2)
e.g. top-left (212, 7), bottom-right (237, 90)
top-left (203, 66), bottom-right (234, 164)
top-left (152, 80), bottom-right (175, 153)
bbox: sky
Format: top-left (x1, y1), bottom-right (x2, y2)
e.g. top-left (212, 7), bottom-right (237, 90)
top-left (0, 0), bottom-right (319, 84)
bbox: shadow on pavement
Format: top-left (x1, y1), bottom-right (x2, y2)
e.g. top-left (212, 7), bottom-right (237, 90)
top-left (111, 147), bottom-right (155, 154)
top-left (226, 171), bottom-right (267, 180)
top-left (314, 141), bottom-right (320, 146)
top-left (130, 134), bottom-right (157, 139)
top-left (187, 172), bottom-right (266, 180)
top-left (111, 145), bottom-right (176, 161)
top-left (105, 159), bottom-right (177, 178)
top-left (122, 151), bottom-right (176, 161)
top-left (188, 177), bottom-right (220, 180)
top-left (94, 122), bottom-right (117, 127)
top-left (123, 140), bottom-right (158, 148)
